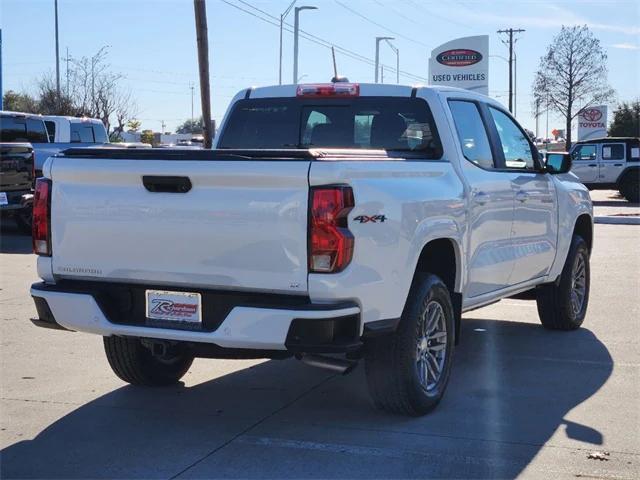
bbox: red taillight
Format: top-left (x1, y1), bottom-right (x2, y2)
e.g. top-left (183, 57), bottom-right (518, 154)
top-left (309, 186), bottom-right (354, 273)
top-left (33, 178), bottom-right (51, 256)
top-left (297, 83), bottom-right (360, 98)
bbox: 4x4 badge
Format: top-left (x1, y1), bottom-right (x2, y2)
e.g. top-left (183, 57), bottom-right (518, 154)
top-left (354, 215), bottom-right (387, 224)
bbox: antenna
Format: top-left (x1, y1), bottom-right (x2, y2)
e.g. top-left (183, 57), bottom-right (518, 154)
top-left (332, 46), bottom-right (338, 79)
top-left (331, 46), bottom-right (349, 83)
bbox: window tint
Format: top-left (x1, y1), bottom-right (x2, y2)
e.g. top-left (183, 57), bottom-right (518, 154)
top-left (448, 100), bottom-right (494, 169)
top-left (70, 124), bottom-right (95, 143)
top-left (26, 119), bottom-right (49, 142)
top-left (44, 121), bottom-right (56, 142)
top-left (489, 107), bottom-right (535, 170)
top-left (572, 145), bottom-right (597, 161)
top-left (93, 124), bottom-right (108, 143)
top-left (218, 97), bottom-right (442, 157)
top-left (602, 144), bottom-right (624, 160)
top-left (0, 116), bottom-right (49, 143)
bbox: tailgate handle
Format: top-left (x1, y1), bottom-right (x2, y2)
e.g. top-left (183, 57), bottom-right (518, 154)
top-left (142, 175), bottom-right (192, 193)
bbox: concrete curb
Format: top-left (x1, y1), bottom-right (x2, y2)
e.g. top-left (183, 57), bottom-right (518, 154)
top-left (594, 216), bottom-right (640, 225)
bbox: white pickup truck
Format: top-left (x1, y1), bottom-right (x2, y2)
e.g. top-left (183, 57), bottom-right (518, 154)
top-left (30, 83), bottom-right (593, 416)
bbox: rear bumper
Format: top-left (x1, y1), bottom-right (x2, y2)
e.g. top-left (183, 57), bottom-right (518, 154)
top-left (30, 281), bottom-right (361, 352)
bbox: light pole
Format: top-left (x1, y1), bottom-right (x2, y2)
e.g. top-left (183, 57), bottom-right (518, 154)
top-left (293, 6), bottom-right (317, 85)
top-left (279, 0), bottom-right (297, 85)
top-left (375, 36), bottom-right (394, 83)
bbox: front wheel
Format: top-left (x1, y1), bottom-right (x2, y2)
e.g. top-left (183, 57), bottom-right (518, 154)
top-left (103, 336), bottom-right (194, 386)
top-left (364, 274), bottom-right (455, 416)
top-left (536, 235), bottom-right (590, 330)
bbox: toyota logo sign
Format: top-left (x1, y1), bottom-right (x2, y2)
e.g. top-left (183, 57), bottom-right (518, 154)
top-left (581, 108), bottom-right (603, 122)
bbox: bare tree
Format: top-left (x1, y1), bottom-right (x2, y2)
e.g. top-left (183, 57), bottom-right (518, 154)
top-left (532, 25), bottom-right (615, 148)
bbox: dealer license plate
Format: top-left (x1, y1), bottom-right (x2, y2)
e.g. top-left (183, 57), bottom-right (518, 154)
top-left (0, 192), bottom-right (8, 206)
top-left (145, 290), bottom-right (202, 324)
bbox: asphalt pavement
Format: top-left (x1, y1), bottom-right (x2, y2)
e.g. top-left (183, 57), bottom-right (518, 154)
top-left (1, 198), bottom-right (639, 479)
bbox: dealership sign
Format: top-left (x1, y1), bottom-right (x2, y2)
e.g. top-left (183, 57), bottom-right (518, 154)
top-left (429, 36), bottom-right (489, 95)
top-left (577, 106), bottom-right (608, 141)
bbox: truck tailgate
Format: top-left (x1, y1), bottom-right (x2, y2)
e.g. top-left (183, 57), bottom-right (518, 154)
top-left (49, 157), bottom-right (310, 293)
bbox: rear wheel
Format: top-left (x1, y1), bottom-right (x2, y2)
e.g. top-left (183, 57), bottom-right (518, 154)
top-left (619, 173), bottom-right (640, 203)
top-left (364, 274), bottom-right (455, 416)
top-left (103, 336), bottom-right (193, 386)
top-left (536, 235), bottom-right (590, 330)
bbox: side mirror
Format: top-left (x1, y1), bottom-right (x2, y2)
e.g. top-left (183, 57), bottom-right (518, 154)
top-left (545, 153), bottom-right (572, 174)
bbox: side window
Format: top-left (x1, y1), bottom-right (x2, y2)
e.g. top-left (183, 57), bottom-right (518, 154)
top-left (26, 119), bottom-right (49, 143)
top-left (0, 117), bottom-right (28, 141)
top-left (93, 124), bottom-right (108, 143)
top-left (488, 107), bottom-right (535, 170)
top-left (602, 144), bottom-right (625, 160)
top-left (44, 121), bottom-right (56, 142)
top-left (70, 124), bottom-right (95, 143)
top-left (572, 145), bottom-right (597, 161)
top-left (448, 100), bottom-right (494, 169)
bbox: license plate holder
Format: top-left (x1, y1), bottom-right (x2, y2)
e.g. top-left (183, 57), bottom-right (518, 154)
top-left (145, 290), bottom-right (202, 325)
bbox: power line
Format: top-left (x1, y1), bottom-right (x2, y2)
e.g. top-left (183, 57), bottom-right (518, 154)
top-left (334, 0), bottom-right (430, 48)
top-left (400, 0), bottom-right (472, 30)
top-left (224, 0), bottom-right (428, 82)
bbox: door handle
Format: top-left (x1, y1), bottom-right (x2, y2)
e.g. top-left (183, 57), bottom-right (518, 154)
top-left (588, 164), bottom-right (597, 167)
top-left (614, 163), bottom-right (623, 167)
top-left (515, 190), bottom-right (529, 203)
top-left (473, 191), bottom-right (489, 205)
top-left (142, 175), bottom-right (192, 193)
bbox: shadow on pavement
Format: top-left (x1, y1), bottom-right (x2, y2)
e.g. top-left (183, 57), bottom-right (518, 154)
top-left (0, 221), bottom-right (32, 254)
top-left (0, 319), bottom-right (613, 479)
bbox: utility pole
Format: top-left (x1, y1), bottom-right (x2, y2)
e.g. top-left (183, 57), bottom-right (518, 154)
top-left (161, 120), bottom-right (166, 134)
top-left (65, 47), bottom-right (70, 95)
top-left (279, 0), bottom-right (297, 85)
top-left (497, 28), bottom-right (525, 113)
top-left (375, 36), bottom-right (394, 83)
top-left (54, 0), bottom-right (61, 101)
top-left (535, 97), bottom-right (540, 139)
top-left (190, 82), bottom-right (195, 123)
top-left (193, 0), bottom-right (213, 149)
top-left (381, 65), bottom-right (384, 84)
top-left (293, 6), bottom-right (317, 84)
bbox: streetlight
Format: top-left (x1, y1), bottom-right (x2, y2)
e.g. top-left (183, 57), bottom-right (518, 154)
top-left (279, 0), bottom-right (297, 85)
top-left (293, 5), bottom-right (317, 84)
top-left (375, 36), bottom-right (394, 83)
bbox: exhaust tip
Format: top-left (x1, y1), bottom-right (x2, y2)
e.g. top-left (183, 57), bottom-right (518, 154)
top-left (299, 353), bottom-right (358, 375)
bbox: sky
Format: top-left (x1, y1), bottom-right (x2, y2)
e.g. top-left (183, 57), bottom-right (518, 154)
top-left (1, 0), bottom-right (639, 137)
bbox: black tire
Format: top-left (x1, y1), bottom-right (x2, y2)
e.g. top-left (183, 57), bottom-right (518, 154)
top-left (619, 173), bottom-right (640, 203)
top-left (103, 336), bottom-right (193, 386)
top-left (14, 208), bottom-right (32, 236)
top-left (536, 235), bottom-right (590, 330)
top-left (364, 274), bottom-right (455, 416)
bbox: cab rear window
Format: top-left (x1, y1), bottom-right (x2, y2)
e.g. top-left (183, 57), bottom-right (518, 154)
top-left (218, 97), bottom-right (442, 158)
top-left (0, 116), bottom-right (49, 143)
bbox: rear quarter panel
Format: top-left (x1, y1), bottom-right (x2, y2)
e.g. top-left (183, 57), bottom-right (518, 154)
top-left (308, 160), bottom-right (465, 325)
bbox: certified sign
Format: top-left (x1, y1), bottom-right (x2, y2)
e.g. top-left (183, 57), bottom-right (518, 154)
top-left (428, 36), bottom-right (489, 95)
top-left (436, 49), bottom-right (483, 67)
